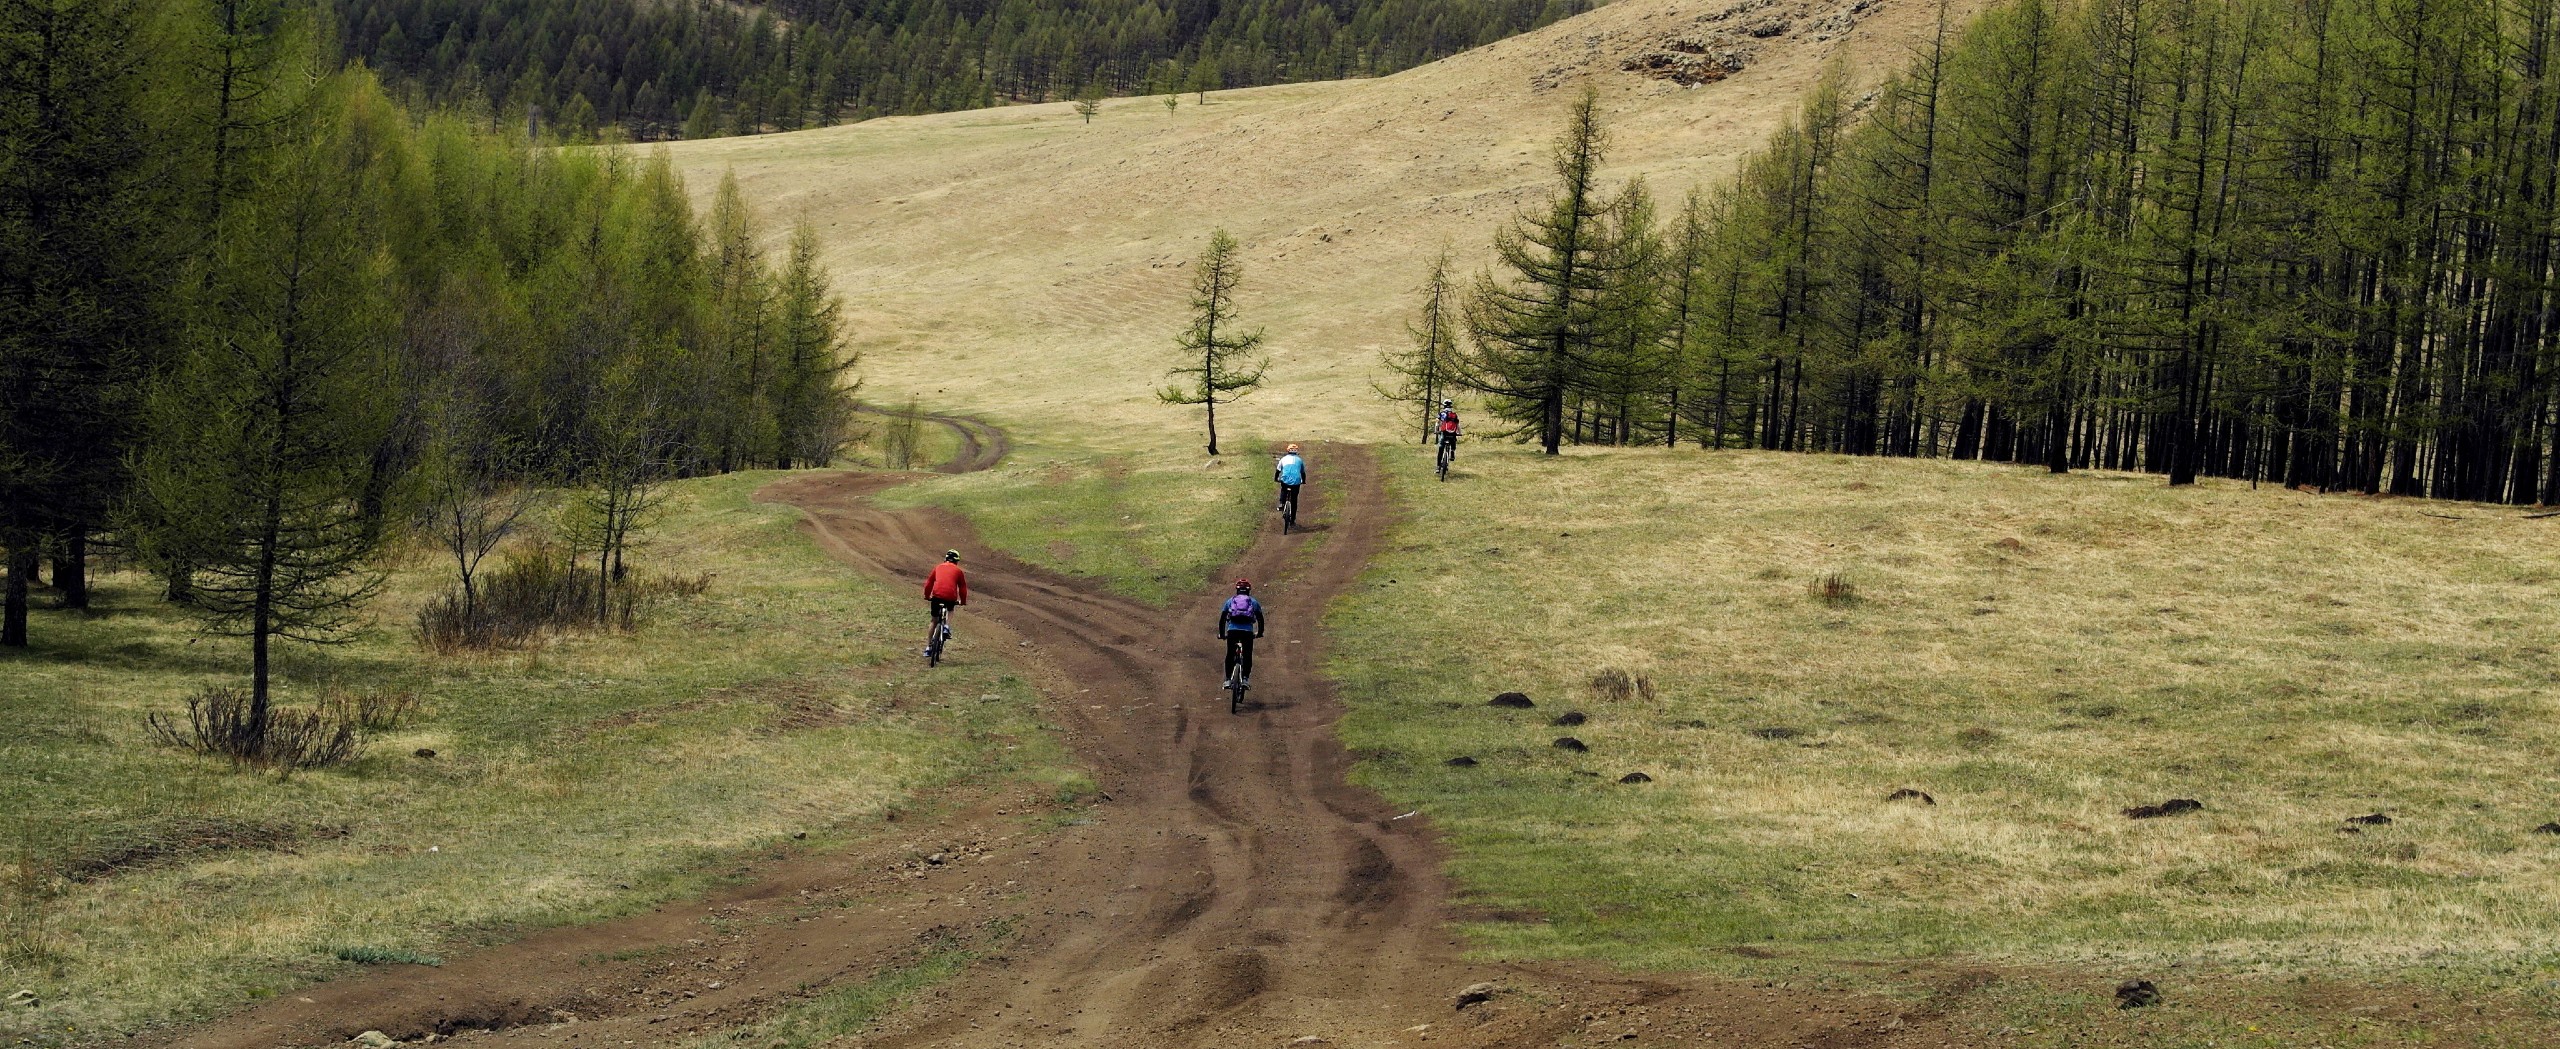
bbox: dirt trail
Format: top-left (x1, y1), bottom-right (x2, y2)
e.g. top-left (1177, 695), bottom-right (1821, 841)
top-left (162, 438), bottom-right (1978, 1049)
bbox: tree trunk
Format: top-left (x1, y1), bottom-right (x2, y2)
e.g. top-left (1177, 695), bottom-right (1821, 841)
top-left (1205, 392), bottom-right (1220, 456)
top-left (2, 546), bottom-right (30, 648)
top-left (54, 532), bottom-right (87, 610)
top-left (2047, 398), bottom-right (2070, 474)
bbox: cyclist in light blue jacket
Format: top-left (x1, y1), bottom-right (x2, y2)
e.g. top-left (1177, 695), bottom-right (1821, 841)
top-left (1275, 443), bottom-right (1307, 511)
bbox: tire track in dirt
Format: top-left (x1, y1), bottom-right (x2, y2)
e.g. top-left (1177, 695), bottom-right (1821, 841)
top-left (158, 436), bottom-right (1983, 1049)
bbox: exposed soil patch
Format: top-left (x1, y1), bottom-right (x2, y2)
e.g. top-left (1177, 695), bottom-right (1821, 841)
top-left (2123, 798), bottom-right (2205, 820)
top-left (60, 817), bottom-right (317, 883)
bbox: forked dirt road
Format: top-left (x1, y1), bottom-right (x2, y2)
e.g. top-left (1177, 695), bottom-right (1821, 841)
top-left (168, 438), bottom-right (1975, 1049)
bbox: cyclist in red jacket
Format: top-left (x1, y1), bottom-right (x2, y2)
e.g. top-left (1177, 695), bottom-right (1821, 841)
top-left (924, 550), bottom-right (968, 645)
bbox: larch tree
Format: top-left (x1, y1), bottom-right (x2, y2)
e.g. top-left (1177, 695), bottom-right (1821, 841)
top-left (137, 83), bottom-right (402, 737)
top-left (1454, 87), bottom-right (1629, 454)
top-left (1376, 250), bottom-right (1463, 444)
top-left (772, 222), bottom-right (859, 469)
top-left (0, 0), bottom-right (173, 645)
top-left (1158, 228), bottom-right (1268, 456)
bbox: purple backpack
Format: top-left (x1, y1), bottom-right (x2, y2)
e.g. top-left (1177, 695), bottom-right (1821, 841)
top-left (1223, 595), bottom-right (1259, 628)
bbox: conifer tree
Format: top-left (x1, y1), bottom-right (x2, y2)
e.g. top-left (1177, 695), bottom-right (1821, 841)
top-left (1377, 250), bottom-right (1463, 444)
top-left (138, 83), bottom-right (403, 730)
top-left (0, 0), bottom-right (173, 645)
top-left (1158, 228), bottom-right (1267, 456)
top-left (705, 172), bottom-right (773, 471)
top-left (772, 222), bottom-right (859, 468)
top-left (1454, 88), bottom-right (1627, 454)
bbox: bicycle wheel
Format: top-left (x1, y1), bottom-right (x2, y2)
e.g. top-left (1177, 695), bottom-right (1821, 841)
top-left (1282, 496), bottom-right (1296, 534)
top-left (926, 621), bottom-right (948, 667)
top-left (1437, 442), bottom-right (1452, 480)
top-left (1229, 673), bottom-right (1246, 714)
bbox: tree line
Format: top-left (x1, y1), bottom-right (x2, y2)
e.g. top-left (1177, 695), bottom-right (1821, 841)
top-left (1, 0), bottom-right (861, 737)
top-left (334, 0), bottom-right (1592, 141)
top-left (1400, 0), bottom-right (2560, 504)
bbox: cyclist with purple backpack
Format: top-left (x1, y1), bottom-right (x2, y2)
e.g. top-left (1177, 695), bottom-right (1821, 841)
top-left (1218, 579), bottom-right (1266, 688)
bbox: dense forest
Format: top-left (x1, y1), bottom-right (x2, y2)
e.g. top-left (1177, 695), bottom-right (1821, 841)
top-left (332, 0), bottom-right (1590, 139)
top-left (1415, 0), bottom-right (2560, 504)
top-left (1, 0), bottom-right (860, 740)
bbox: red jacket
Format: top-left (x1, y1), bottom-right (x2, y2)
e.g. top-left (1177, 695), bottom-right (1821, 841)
top-left (924, 562), bottom-right (968, 603)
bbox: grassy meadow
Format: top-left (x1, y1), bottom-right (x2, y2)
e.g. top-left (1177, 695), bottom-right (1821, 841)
top-left (1325, 444), bottom-right (2560, 1020)
top-left (874, 437), bottom-right (1274, 606)
top-left (0, 471), bottom-right (1073, 1042)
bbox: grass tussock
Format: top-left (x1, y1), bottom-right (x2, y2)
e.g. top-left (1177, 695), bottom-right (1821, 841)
top-left (876, 437), bottom-right (1268, 605)
top-left (1329, 445), bottom-right (2560, 982)
top-left (0, 470), bottom-right (1072, 1040)
top-left (1806, 571), bottom-right (1860, 606)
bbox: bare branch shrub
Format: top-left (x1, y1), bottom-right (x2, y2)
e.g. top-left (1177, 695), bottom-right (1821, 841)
top-left (145, 685), bottom-right (364, 777)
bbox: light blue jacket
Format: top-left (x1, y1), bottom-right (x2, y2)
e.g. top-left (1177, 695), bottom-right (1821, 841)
top-left (1276, 453), bottom-right (1306, 485)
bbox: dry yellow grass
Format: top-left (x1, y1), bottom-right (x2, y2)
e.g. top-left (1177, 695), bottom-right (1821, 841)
top-left (661, 0), bottom-right (1983, 446)
top-left (1329, 445), bottom-right (2560, 976)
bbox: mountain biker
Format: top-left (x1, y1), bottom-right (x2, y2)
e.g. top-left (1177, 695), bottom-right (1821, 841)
top-left (1275, 444), bottom-right (1307, 512)
top-left (923, 550), bottom-right (968, 648)
top-left (1218, 579), bottom-right (1266, 687)
top-left (1437, 400), bottom-right (1460, 455)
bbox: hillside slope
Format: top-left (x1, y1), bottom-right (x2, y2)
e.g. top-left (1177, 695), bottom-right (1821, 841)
top-left (663, 0), bottom-right (1976, 445)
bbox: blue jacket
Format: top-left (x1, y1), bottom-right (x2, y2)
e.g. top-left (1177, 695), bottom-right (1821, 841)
top-left (1275, 453), bottom-right (1306, 485)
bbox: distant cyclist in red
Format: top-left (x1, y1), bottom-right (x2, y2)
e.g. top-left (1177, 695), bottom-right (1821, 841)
top-left (924, 550), bottom-right (968, 644)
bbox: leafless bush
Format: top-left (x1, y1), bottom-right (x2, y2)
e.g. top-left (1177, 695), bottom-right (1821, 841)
top-left (1590, 668), bottom-right (1656, 703)
top-left (415, 541), bottom-right (596, 652)
top-left (144, 686), bottom-right (364, 776)
top-left (416, 541), bottom-right (710, 651)
top-left (1808, 572), bottom-right (1860, 606)
top-left (332, 686), bottom-right (422, 732)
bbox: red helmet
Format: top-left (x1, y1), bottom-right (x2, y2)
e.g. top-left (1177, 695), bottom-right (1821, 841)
top-left (1234, 579), bottom-right (1252, 593)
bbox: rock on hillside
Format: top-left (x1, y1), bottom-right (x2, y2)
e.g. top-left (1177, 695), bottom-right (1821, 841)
top-left (665, 0), bottom-right (1983, 444)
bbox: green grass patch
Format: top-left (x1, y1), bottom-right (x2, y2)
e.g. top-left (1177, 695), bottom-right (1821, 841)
top-left (685, 941), bottom-right (982, 1049)
top-left (0, 470), bottom-right (1072, 1040)
top-left (876, 436), bottom-right (1270, 605)
top-left (1330, 444), bottom-right (2560, 983)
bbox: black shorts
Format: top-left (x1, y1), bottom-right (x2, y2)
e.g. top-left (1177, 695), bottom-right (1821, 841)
top-left (929, 598), bottom-right (958, 619)
top-left (1279, 483), bottom-right (1302, 504)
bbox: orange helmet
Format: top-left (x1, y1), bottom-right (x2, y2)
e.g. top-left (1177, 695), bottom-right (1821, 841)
top-left (1285, 444), bottom-right (1301, 453)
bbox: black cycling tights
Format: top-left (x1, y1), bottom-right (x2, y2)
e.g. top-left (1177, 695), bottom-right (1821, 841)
top-left (1224, 634), bottom-right (1257, 680)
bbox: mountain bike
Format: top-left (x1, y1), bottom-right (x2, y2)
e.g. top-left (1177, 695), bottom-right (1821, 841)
top-left (924, 610), bottom-right (952, 667)
top-left (1223, 637), bottom-right (1251, 713)
top-left (1280, 489), bottom-right (1299, 534)
top-left (1436, 436), bottom-right (1456, 481)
